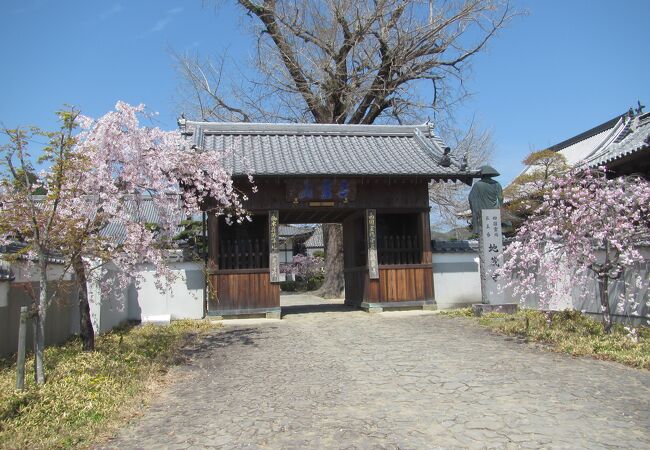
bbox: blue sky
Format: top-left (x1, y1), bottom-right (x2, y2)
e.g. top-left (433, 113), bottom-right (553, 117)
top-left (1, 0), bottom-right (648, 185)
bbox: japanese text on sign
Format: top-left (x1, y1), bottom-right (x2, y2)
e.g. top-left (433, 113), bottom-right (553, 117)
top-left (479, 209), bottom-right (504, 304)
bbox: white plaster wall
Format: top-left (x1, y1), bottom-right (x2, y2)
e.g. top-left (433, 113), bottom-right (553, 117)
top-left (9, 260), bottom-right (72, 283)
top-left (99, 289), bottom-right (129, 333)
top-left (432, 252), bottom-right (481, 309)
top-left (87, 267), bottom-right (130, 333)
top-left (0, 281), bottom-right (8, 308)
top-left (127, 261), bottom-right (204, 321)
top-left (510, 247), bottom-right (649, 323)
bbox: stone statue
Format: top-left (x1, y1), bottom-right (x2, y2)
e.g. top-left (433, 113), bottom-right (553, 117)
top-left (468, 165), bottom-right (503, 233)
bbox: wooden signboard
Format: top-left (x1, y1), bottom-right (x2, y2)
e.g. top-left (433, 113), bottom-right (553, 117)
top-left (366, 209), bottom-right (379, 279)
top-left (286, 179), bottom-right (357, 204)
top-left (269, 210), bottom-right (280, 283)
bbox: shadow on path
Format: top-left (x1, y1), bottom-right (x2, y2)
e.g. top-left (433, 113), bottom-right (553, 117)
top-left (179, 327), bottom-right (264, 359)
top-left (281, 302), bottom-right (358, 317)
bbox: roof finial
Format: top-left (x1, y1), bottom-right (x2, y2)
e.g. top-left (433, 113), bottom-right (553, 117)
top-left (439, 147), bottom-right (451, 167)
top-left (177, 113), bottom-right (187, 129)
top-left (636, 100), bottom-right (645, 115)
top-left (460, 153), bottom-right (468, 171)
top-left (426, 117), bottom-right (435, 137)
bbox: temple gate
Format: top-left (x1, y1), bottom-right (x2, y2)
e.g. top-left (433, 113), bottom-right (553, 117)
top-left (179, 120), bottom-right (474, 318)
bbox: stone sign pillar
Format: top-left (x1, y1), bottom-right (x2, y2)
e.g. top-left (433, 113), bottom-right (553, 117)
top-left (469, 165), bottom-right (517, 315)
top-left (479, 209), bottom-right (504, 304)
top-left (269, 210), bottom-right (279, 283)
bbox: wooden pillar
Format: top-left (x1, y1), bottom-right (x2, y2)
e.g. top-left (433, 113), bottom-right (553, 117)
top-left (207, 213), bottom-right (219, 269)
top-left (366, 209), bottom-right (379, 279)
top-left (419, 210), bottom-right (432, 264)
top-left (269, 210), bottom-right (279, 282)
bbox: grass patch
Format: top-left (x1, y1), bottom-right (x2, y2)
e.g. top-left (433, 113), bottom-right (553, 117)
top-left (438, 307), bottom-right (474, 318)
top-left (440, 308), bottom-right (650, 370)
top-left (0, 319), bottom-right (217, 449)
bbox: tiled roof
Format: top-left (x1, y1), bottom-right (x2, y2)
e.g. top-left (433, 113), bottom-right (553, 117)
top-left (100, 197), bottom-right (185, 244)
top-left (513, 107), bottom-right (649, 185)
top-left (516, 116), bottom-right (623, 182)
top-left (278, 225), bottom-right (313, 238)
top-left (583, 113), bottom-right (650, 169)
top-left (0, 242), bottom-right (66, 265)
top-left (304, 225), bottom-right (323, 248)
top-left (179, 121), bottom-right (472, 179)
top-left (555, 126), bottom-right (622, 166)
top-left (543, 115), bottom-right (623, 161)
top-left (431, 240), bottom-right (478, 253)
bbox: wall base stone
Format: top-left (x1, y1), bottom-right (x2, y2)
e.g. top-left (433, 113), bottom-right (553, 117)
top-left (472, 303), bottom-right (518, 316)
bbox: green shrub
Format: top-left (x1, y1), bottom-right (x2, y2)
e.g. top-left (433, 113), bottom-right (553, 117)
top-left (439, 307), bottom-right (473, 318)
top-left (312, 250), bottom-right (325, 259)
top-left (306, 274), bottom-right (324, 291)
top-left (280, 280), bottom-right (296, 292)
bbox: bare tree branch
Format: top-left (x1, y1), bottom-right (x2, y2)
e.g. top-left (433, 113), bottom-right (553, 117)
top-left (177, 0), bottom-right (516, 125)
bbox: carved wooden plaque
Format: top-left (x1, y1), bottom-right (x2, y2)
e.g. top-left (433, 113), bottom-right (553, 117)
top-left (286, 179), bottom-right (357, 204)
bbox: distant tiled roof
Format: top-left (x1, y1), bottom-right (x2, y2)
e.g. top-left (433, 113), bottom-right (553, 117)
top-left (583, 112), bottom-right (650, 169)
top-left (543, 115), bottom-right (623, 163)
top-left (513, 107), bottom-right (649, 185)
top-left (431, 240), bottom-right (478, 253)
top-left (0, 242), bottom-right (65, 265)
top-left (304, 225), bottom-right (323, 249)
top-left (279, 225), bottom-right (313, 238)
top-left (179, 120), bottom-right (473, 179)
top-left (100, 197), bottom-right (185, 244)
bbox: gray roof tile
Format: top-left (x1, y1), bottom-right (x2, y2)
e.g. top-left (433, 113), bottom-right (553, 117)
top-left (304, 225), bottom-right (323, 249)
top-left (183, 121), bottom-right (470, 178)
top-left (100, 197), bottom-right (185, 244)
top-left (584, 112), bottom-right (650, 168)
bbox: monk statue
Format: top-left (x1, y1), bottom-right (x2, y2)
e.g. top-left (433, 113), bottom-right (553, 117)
top-left (468, 165), bottom-right (503, 233)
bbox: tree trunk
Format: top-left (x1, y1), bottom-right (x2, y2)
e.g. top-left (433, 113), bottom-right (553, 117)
top-left (598, 275), bottom-right (612, 333)
top-left (318, 223), bottom-right (344, 298)
top-left (34, 259), bottom-right (47, 385)
top-left (72, 254), bottom-right (95, 352)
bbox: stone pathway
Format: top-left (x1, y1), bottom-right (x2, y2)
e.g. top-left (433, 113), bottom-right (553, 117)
top-left (106, 294), bottom-right (650, 449)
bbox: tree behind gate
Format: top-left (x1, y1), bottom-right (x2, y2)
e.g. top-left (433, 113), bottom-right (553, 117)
top-left (177, 0), bottom-right (515, 296)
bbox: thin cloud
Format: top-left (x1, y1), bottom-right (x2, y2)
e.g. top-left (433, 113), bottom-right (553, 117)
top-left (151, 17), bottom-right (172, 33)
top-left (99, 4), bottom-right (125, 21)
top-left (139, 7), bottom-right (184, 38)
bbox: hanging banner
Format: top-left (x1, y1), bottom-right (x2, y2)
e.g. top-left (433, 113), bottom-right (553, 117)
top-left (479, 209), bottom-right (504, 304)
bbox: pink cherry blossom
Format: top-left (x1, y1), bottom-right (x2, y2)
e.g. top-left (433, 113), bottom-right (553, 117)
top-left (498, 168), bottom-right (650, 332)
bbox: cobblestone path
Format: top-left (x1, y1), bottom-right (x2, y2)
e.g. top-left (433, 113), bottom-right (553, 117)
top-left (107, 295), bottom-right (650, 449)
